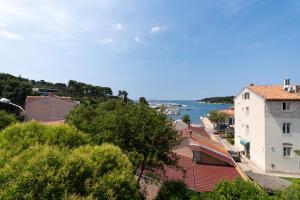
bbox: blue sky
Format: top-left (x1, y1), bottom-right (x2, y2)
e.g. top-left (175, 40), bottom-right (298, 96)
top-left (0, 0), bottom-right (300, 100)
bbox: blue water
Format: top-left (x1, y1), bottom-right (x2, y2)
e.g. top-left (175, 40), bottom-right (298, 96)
top-left (150, 100), bottom-right (232, 125)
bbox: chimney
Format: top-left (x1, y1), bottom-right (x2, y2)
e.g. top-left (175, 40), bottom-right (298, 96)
top-left (283, 79), bottom-right (291, 91)
top-left (284, 79), bottom-right (291, 86)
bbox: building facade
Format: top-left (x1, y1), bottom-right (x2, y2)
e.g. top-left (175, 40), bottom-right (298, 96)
top-left (235, 80), bottom-right (300, 174)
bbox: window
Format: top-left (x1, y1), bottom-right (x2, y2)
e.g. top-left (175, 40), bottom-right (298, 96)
top-left (283, 123), bottom-right (291, 134)
top-left (246, 107), bottom-right (249, 115)
top-left (244, 92), bottom-right (250, 100)
top-left (283, 102), bottom-right (291, 111)
top-left (283, 143), bottom-right (293, 158)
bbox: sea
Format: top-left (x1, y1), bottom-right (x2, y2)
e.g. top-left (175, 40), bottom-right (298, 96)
top-left (149, 100), bottom-right (232, 125)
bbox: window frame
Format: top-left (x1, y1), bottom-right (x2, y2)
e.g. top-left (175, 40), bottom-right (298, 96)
top-left (283, 143), bottom-right (293, 158)
top-left (282, 123), bottom-right (291, 134)
top-left (282, 102), bottom-right (291, 111)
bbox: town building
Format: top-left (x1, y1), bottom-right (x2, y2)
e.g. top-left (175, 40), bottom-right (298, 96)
top-left (159, 121), bottom-right (242, 192)
top-left (234, 79), bottom-right (300, 174)
top-left (25, 94), bottom-right (78, 123)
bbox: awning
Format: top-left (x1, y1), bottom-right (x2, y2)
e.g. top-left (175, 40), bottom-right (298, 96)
top-left (240, 139), bottom-right (250, 147)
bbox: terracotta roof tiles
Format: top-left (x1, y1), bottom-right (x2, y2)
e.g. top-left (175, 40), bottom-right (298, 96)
top-left (247, 85), bottom-right (300, 101)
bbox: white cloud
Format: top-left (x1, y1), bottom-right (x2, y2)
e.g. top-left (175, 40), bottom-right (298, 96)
top-left (0, 30), bottom-right (23, 40)
top-left (113, 23), bottom-right (123, 31)
top-left (134, 36), bottom-right (140, 43)
top-left (150, 26), bottom-right (167, 33)
top-left (96, 38), bottom-right (114, 44)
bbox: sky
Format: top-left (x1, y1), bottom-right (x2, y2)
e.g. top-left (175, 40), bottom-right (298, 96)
top-left (0, 0), bottom-right (300, 100)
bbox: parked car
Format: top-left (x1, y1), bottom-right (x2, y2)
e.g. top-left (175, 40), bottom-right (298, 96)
top-left (228, 150), bottom-right (241, 162)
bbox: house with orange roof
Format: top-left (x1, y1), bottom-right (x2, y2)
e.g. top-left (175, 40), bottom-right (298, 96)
top-left (235, 79), bottom-right (300, 174)
top-left (158, 122), bottom-right (242, 192)
top-left (25, 94), bottom-right (78, 123)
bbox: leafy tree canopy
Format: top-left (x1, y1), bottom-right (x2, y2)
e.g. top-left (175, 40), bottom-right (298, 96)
top-left (182, 114), bottom-right (191, 124)
top-left (0, 73), bottom-right (114, 108)
top-left (198, 96), bottom-right (234, 104)
top-left (66, 100), bottom-right (180, 184)
top-left (156, 180), bottom-right (191, 200)
top-left (208, 110), bottom-right (229, 126)
top-left (0, 122), bottom-right (140, 200)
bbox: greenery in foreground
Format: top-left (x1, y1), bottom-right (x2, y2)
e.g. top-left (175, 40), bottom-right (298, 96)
top-left (0, 122), bottom-right (141, 199)
top-left (0, 110), bottom-right (18, 130)
top-left (157, 179), bottom-right (300, 200)
top-left (66, 99), bottom-right (180, 184)
top-left (198, 96), bottom-right (234, 104)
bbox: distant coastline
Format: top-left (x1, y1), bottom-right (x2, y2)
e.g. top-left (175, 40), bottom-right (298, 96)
top-left (197, 96), bottom-right (234, 104)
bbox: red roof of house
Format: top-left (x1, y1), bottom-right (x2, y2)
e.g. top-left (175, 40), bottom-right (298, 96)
top-left (163, 155), bottom-right (240, 192)
top-left (190, 126), bottom-right (210, 138)
top-left (160, 125), bottom-right (241, 192)
top-left (26, 95), bottom-right (73, 104)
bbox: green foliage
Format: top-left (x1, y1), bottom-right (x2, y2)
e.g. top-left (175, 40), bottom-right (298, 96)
top-left (0, 122), bottom-right (140, 200)
top-left (273, 184), bottom-right (300, 200)
top-left (0, 73), bottom-right (114, 108)
top-left (182, 114), bottom-right (191, 124)
top-left (294, 150), bottom-right (300, 156)
top-left (198, 96), bottom-right (234, 104)
top-left (208, 110), bottom-right (229, 126)
top-left (226, 133), bottom-right (234, 145)
top-left (66, 100), bottom-right (180, 183)
top-left (118, 90), bottom-right (129, 103)
top-left (139, 97), bottom-right (149, 105)
top-left (156, 180), bottom-right (191, 200)
top-left (0, 110), bottom-right (18, 130)
top-left (0, 73), bottom-right (34, 107)
top-left (208, 179), bottom-right (269, 200)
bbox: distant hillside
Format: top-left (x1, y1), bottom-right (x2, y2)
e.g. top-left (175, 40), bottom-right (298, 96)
top-left (198, 96), bottom-right (234, 104)
top-left (0, 73), bottom-right (117, 107)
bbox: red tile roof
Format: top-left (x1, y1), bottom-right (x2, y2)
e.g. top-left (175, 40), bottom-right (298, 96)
top-left (189, 126), bottom-right (210, 138)
top-left (247, 85), bottom-right (300, 101)
top-left (163, 155), bottom-right (240, 192)
top-left (160, 126), bottom-right (241, 192)
top-left (26, 95), bottom-right (73, 104)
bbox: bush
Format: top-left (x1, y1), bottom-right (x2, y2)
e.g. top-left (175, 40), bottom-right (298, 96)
top-left (0, 110), bottom-right (17, 130)
top-left (156, 180), bottom-right (191, 200)
top-left (209, 178), bottom-right (269, 200)
top-left (0, 122), bottom-right (140, 200)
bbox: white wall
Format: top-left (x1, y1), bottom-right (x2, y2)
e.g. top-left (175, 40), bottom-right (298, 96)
top-left (234, 88), bottom-right (266, 171)
top-left (265, 101), bottom-right (300, 174)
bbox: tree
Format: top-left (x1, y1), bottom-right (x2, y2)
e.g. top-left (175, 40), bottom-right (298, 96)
top-left (208, 179), bottom-right (269, 200)
top-left (0, 110), bottom-right (17, 130)
top-left (118, 90), bottom-right (129, 103)
top-left (139, 97), bottom-right (149, 105)
top-left (156, 181), bottom-right (191, 200)
top-left (182, 114), bottom-right (191, 124)
top-left (66, 100), bottom-right (180, 185)
top-left (208, 110), bottom-right (229, 126)
top-left (0, 122), bottom-right (141, 200)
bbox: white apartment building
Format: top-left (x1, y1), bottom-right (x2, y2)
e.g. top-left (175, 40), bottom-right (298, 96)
top-left (235, 79), bottom-right (300, 174)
